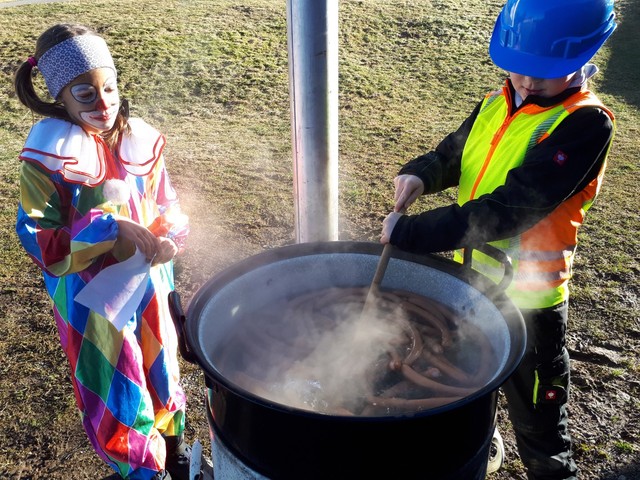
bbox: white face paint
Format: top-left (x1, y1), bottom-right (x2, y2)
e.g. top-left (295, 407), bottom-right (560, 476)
top-left (60, 68), bottom-right (120, 135)
top-left (79, 104), bottom-right (120, 132)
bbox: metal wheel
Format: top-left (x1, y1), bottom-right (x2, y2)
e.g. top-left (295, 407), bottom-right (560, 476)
top-left (486, 428), bottom-right (504, 475)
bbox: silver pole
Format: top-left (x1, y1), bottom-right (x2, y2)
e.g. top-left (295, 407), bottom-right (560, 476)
top-left (286, 0), bottom-right (340, 243)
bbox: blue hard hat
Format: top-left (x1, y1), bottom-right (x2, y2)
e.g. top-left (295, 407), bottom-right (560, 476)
top-left (489, 0), bottom-right (617, 78)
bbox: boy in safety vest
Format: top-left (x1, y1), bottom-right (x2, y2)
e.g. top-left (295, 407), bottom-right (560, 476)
top-left (380, 0), bottom-right (617, 478)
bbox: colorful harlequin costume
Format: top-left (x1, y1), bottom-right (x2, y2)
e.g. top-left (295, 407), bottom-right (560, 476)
top-left (16, 117), bottom-right (189, 480)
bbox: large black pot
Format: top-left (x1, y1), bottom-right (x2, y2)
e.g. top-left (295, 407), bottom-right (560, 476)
top-left (170, 241), bottom-right (526, 479)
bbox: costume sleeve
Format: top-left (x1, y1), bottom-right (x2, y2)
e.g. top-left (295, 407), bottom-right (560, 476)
top-left (16, 161), bottom-right (119, 276)
top-left (146, 155), bottom-right (190, 252)
top-left (391, 106), bottom-right (614, 253)
top-left (398, 101), bottom-right (482, 193)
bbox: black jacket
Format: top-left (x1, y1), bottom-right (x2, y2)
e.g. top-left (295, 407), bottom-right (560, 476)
top-left (390, 80), bottom-right (614, 253)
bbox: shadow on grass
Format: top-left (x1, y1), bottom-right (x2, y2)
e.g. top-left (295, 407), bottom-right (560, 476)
top-left (600, 0), bottom-right (640, 107)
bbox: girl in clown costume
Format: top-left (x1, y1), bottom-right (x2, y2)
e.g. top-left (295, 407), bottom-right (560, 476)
top-left (14, 24), bottom-right (201, 480)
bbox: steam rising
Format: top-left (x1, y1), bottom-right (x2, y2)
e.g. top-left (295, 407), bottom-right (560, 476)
top-left (218, 287), bottom-right (499, 416)
top-left (275, 302), bottom-right (405, 412)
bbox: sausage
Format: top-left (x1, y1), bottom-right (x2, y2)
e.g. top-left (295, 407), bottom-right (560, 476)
top-left (229, 285), bottom-right (493, 416)
top-left (401, 364), bottom-right (477, 397)
top-left (401, 320), bottom-right (424, 366)
top-left (399, 300), bottom-right (453, 347)
top-left (421, 349), bottom-right (474, 385)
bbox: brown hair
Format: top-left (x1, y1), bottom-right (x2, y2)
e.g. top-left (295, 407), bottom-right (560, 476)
top-left (14, 23), bottom-right (129, 148)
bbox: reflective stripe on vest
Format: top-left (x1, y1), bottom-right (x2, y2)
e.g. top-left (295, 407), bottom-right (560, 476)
top-left (454, 83), bottom-right (615, 309)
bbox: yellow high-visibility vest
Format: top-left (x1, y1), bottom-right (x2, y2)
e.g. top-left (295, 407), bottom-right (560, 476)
top-left (454, 84), bottom-right (615, 309)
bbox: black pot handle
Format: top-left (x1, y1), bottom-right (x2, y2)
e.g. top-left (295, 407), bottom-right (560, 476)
top-left (168, 291), bottom-right (198, 364)
top-left (462, 243), bottom-right (514, 294)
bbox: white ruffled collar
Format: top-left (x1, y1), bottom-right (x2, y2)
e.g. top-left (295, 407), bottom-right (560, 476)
top-left (19, 117), bottom-right (166, 186)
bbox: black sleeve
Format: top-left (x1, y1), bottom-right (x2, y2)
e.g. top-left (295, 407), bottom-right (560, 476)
top-left (398, 101), bottom-right (483, 193)
top-left (390, 106), bottom-right (614, 253)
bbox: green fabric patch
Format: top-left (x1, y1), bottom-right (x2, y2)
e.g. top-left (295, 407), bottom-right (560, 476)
top-left (76, 339), bottom-right (115, 401)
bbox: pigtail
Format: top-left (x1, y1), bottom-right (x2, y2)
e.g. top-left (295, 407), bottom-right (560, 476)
top-left (14, 57), bottom-right (71, 122)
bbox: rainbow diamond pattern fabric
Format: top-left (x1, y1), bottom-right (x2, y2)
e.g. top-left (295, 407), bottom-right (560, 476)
top-left (16, 118), bottom-right (189, 480)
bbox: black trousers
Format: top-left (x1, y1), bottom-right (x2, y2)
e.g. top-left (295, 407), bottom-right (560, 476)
top-left (501, 301), bottom-right (578, 480)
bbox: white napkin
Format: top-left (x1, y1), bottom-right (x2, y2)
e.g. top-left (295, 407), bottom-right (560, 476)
top-left (75, 249), bottom-right (151, 331)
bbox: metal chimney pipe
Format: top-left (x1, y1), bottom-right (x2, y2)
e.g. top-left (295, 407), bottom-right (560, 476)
top-left (286, 0), bottom-right (340, 243)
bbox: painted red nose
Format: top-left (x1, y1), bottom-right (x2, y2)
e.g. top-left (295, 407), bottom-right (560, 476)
top-left (95, 98), bottom-right (109, 111)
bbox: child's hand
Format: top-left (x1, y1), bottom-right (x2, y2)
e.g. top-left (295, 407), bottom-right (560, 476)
top-left (380, 211), bottom-right (403, 244)
top-left (394, 174), bottom-right (424, 213)
top-left (151, 237), bottom-right (178, 266)
top-left (116, 218), bottom-right (160, 262)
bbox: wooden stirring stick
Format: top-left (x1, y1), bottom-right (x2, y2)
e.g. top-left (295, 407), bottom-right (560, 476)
top-left (362, 243), bottom-right (393, 316)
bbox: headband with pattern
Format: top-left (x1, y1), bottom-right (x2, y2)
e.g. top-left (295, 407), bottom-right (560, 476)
top-left (38, 34), bottom-right (116, 100)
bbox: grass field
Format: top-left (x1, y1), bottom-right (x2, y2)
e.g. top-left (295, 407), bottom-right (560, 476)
top-left (0, 0), bottom-right (638, 478)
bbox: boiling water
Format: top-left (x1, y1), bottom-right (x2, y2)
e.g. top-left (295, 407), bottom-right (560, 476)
top-left (215, 286), bottom-right (497, 415)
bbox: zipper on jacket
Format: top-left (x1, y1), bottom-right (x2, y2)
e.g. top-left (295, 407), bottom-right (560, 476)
top-left (469, 87), bottom-right (518, 200)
